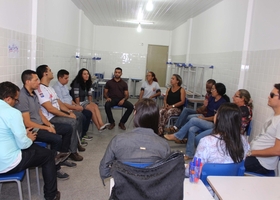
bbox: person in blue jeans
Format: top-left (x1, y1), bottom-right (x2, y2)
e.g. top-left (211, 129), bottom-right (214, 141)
top-left (165, 83), bottom-right (230, 160)
top-left (195, 89), bottom-right (253, 146)
top-left (164, 79), bottom-right (216, 136)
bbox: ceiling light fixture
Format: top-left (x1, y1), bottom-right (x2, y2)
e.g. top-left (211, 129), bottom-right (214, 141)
top-left (146, 0), bottom-right (154, 11)
top-left (117, 20), bottom-right (154, 25)
top-left (137, 23), bottom-right (142, 32)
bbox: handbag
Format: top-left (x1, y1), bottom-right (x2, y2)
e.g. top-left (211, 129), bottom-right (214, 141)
top-left (109, 151), bottom-right (185, 200)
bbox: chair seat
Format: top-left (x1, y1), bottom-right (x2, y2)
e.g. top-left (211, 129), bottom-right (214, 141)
top-left (0, 170), bottom-right (25, 181)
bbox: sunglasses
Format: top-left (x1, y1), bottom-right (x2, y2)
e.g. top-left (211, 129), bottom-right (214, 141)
top-left (270, 92), bottom-right (279, 98)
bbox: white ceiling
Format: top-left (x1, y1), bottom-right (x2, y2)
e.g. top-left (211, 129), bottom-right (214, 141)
top-left (71, 0), bottom-right (223, 30)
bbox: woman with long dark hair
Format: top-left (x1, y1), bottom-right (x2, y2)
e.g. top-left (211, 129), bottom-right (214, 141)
top-left (138, 71), bottom-right (161, 101)
top-left (194, 103), bottom-right (250, 163)
top-left (99, 98), bottom-right (171, 179)
top-left (70, 68), bottom-right (108, 131)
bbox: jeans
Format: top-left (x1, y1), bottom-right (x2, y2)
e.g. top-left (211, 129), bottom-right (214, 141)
top-left (105, 98), bottom-right (133, 124)
top-left (36, 123), bottom-right (72, 153)
top-left (245, 156), bottom-right (275, 175)
top-left (195, 128), bottom-right (213, 147)
top-left (82, 109), bottom-right (92, 137)
top-left (174, 107), bottom-right (197, 128)
top-left (174, 117), bottom-right (214, 157)
top-left (50, 115), bottom-right (80, 153)
top-left (6, 143), bottom-right (57, 200)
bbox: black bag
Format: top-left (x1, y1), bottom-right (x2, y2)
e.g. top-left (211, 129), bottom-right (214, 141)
top-left (109, 151), bottom-right (185, 200)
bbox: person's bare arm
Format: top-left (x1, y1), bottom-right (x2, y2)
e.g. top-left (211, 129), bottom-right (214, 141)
top-left (42, 100), bottom-right (75, 118)
top-left (104, 88), bottom-right (111, 102)
top-left (251, 139), bottom-right (280, 157)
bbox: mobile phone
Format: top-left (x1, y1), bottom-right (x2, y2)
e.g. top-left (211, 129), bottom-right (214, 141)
top-left (31, 127), bottom-right (39, 133)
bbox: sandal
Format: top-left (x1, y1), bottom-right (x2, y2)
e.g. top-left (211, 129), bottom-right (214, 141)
top-left (175, 138), bottom-right (187, 144)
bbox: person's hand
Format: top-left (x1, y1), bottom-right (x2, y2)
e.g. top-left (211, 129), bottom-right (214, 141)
top-left (69, 112), bottom-right (76, 119)
top-left (75, 105), bottom-right (83, 111)
top-left (118, 99), bottom-right (125, 106)
top-left (197, 115), bottom-right (204, 120)
top-left (203, 99), bottom-right (208, 107)
top-left (48, 126), bottom-right (56, 134)
top-left (106, 98), bottom-right (112, 102)
top-left (27, 128), bottom-right (37, 141)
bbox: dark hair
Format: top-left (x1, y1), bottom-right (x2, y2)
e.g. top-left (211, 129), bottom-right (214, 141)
top-left (36, 64), bottom-right (48, 80)
top-left (148, 71), bottom-right (158, 82)
top-left (172, 74), bottom-right (182, 86)
top-left (274, 83), bottom-right (280, 99)
top-left (238, 89), bottom-right (253, 109)
top-left (115, 67), bottom-right (122, 72)
top-left (213, 103), bottom-right (244, 163)
top-left (57, 69), bottom-right (69, 79)
top-left (0, 81), bottom-right (20, 100)
top-left (70, 68), bottom-right (92, 91)
top-left (215, 83), bottom-right (230, 102)
top-left (207, 79), bottom-right (216, 85)
top-left (21, 70), bottom-right (37, 85)
top-left (133, 98), bottom-right (159, 134)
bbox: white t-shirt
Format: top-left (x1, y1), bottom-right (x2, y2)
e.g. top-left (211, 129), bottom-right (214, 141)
top-left (250, 115), bottom-right (280, 170)
top-left (194, 134), bottom-right (250, 164)
top-left (35, 84), bottom-right (60, 120)
top-left (140, 81), bottom-right (160, 100)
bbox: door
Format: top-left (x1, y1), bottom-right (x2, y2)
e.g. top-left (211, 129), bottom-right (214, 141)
top-left (146, 45), bottom-right (168, 87)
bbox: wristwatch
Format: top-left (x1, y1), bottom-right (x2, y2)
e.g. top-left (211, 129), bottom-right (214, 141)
top-left (172, 105), bottom-right (175, 108)
top-left (246, 150), bottom-right (252, 157)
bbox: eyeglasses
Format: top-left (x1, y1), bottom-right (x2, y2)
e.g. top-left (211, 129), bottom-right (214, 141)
top-left (270, 92), bottom-right (279, 98)
top-left (211, 88), bottom-right (216, 92)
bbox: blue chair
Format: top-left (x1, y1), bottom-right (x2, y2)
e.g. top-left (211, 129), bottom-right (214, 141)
top-left (166, 98), bottom-right (188, 127)
top-left (200, 160), bottom-right (245, 187)
top-left (0, 170), bottom-right (31, 200)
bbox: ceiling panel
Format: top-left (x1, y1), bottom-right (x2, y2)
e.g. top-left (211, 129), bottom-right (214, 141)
top-left (72, 0), bottom-right (223, 30)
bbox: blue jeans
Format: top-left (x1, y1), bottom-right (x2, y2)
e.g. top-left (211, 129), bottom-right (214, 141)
top-left (174, 117), bottom-right (214, 157)
top-left (174, 107), bottom-right (197, 128)
top-left (195, 128), bottom-right (213, 147)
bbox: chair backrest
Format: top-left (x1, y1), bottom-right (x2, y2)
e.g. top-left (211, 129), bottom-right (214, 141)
top-left (110, 152), bottom-right (185, 200)
top-left (184, 97), bottom-right (188, 107)
top-left (200, 160), bottom-right (245, 186)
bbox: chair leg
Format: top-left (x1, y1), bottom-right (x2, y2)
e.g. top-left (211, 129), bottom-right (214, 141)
top-left (25, 169), bottom-right (32, 200)
top-left (35, 167), bottom-right (41, 195)
top-left (76, 131), bottom-right (81, 145)
top-left (16, 180), bottom-right (23, 200)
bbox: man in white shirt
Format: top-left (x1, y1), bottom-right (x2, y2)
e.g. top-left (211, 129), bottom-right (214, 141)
top-left (245, 83), bottom-right (280, 175)
top-left (35, 65), bottom-right (84, 162)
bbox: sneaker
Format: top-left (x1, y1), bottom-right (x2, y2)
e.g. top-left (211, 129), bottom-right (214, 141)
top-left (57, 170), bottom-right (69, 180)
top-left (60, 160), bottom-right (77, 168)
top-left (81, 139), bottom-right (88, 147)
top-left (83, 135), bottom-right (93, 141)
top-left (55, 152), bottom-right (70, 165)
top-left (69, 152), bottom-right (83, 161)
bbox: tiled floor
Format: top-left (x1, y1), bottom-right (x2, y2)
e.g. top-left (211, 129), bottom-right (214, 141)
top-left (0, 99), bottom-right (186, 200)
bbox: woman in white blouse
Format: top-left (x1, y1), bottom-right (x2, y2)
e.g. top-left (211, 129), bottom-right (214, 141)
top-left (194, 103), bottom-right (250, 164)
top-left (138, 71), bottom-right (161, 101)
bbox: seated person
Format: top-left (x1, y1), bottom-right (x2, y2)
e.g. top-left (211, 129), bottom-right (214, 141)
top-left (99, 98), bottom-right (171, 181)
top-left (53, 69), bottom-right (93, 141)
top-left (16, 70), bottom-right (74, 178)
top-left (0, 81), bottom-right (60, 200)
top-left (195, 89), bottom-right (253, 146)
top-left (69, 68), bottom-right (108, 132)
top-left (194, 103), bottom-right (250, 163)
top-left (165, 83), bottom-right (230, 160)
top-left (138, 71), bottom-right (161, 101)
top-left (35, 64), bottom-right (84, 161)
top-left (245, 84), bottom-right (280, 175)
top-left (158, 74), bottom-right (186, 135)
top-left (104, 67), bottom-right (134, 130)
top-left (165, 79), bottom-right (216, 134)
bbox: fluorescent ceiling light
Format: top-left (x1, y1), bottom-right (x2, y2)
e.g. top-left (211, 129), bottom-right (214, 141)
top-left (117, 20), bottom-right (154, 25)
top-left (146, 0), bottom-right (154, 11)
top-left (137, 24), bottom-right (142, 32)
